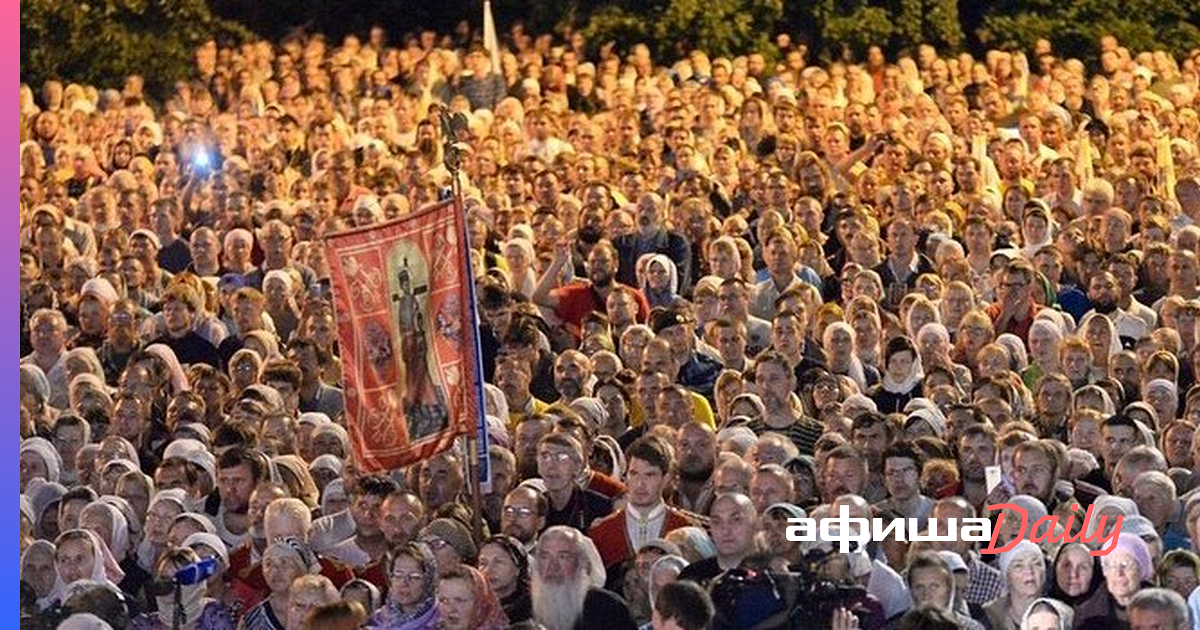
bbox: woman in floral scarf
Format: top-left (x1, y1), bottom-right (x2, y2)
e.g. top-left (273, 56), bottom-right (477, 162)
top-left (369, 542), bottom-right (440, 630)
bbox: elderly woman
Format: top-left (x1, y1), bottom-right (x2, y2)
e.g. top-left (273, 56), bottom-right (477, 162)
top-left (1048, 541), bottom-right (1106, 618)
top-left (435, 566), bottom-right (509, 630)
top-left (242, 537), bottom-right (321, 630)
top-left (983, 541), bottom-right (1047, 630)
top-left (477, 535), bottom-right (531, 624)
top-left (369, 542), bottom-right (440, 629)
top-left (130, 547), bottom-right (235, 629)
top-left (20, 437), bottom-right (62, 491)
top-left (1023, 319), bottom-right (1063, 385)
top-left (501, 238), bottom-right (538, 298)
top-left (1086, 533), bottom-right (1157, 626)
top-left (21, 539), bottom-right (57, 609)
top-left (824, 322), bottom-right (876, 390)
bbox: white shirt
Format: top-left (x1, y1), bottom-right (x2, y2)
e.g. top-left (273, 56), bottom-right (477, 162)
top-left (624, 501), bottom-right (667, 552)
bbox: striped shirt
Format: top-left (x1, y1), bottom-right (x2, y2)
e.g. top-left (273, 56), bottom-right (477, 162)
top-left (747, 414), bottom-right (825, 457)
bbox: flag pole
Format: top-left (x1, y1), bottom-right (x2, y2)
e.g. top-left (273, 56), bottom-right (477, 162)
top-left (438, 104), bottom-right (489, 541)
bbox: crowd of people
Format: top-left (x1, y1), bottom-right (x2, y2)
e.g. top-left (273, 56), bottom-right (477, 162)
top-left (17, 18), bottom-right (1200, 630)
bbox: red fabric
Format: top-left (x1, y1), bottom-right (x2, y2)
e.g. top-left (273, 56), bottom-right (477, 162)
top-left (550, 282), bottom-right (649, 339)
top-left (587, 506), bottom-right (698, 569)
top-left (227, 543), bottom-right (357, 615)
top-left (586, 470), bottom-right (627, 499)
top-left (324, 200), bottom-right (482, 472)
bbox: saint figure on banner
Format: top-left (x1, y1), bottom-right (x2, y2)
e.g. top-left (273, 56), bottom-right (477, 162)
top-left (393, 255), bottom-right (448, 441)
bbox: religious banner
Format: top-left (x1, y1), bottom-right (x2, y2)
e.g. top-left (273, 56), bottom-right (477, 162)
top-left (324, 199), bottom-right (482, 473)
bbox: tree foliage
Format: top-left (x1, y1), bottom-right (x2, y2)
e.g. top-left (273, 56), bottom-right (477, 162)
top-left (579, 0), bottom-right (784, 61)
top-left (790, 0), bottom-right (962, 61)
top-left (978, 0), bottom-right (1200, 63)
top-left (21, 0), bottom-right (251, 98)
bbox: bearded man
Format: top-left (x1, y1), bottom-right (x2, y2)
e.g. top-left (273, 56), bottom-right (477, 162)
top-left (531, 525), bottom-right (637, 630)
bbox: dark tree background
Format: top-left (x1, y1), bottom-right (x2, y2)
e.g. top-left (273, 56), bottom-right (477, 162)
top-left (21, 0), bottom-right (1200, 98)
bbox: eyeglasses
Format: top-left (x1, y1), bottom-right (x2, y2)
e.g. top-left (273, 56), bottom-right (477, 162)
top-left (537, 451), bottom-right (574, 464)
top-left (391, 571), bottom-right (425, 583)
top-left (503, 506), bottom-right (535, 518)
top-left (1101, 558), bottom-right (1137, 573)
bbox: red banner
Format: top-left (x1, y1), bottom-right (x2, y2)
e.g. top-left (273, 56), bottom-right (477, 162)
top-left (323, 199), bottom-right (481, 473)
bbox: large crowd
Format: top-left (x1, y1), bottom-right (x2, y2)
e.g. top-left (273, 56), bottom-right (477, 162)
top-left (17, 20), bottom-right (1200, 630)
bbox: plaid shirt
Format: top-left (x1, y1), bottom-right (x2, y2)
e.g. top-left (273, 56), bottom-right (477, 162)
top-left (966, 555), bottom-right (1005, 605)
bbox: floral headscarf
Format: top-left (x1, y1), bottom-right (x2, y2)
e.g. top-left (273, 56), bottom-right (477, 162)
top-left (371, 542), bottom-right (440, 630)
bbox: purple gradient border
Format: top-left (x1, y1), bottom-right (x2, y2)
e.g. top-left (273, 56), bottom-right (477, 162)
top-left (9, 0), bottom-right (25, 609)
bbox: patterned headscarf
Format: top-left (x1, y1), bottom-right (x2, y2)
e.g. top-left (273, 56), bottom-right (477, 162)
top-left (371, 542), bottom-right (440, 630)
top-left (459, 565), bottom-right (509, 630)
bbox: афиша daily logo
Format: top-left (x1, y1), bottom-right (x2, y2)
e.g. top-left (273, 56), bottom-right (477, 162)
top-left (786, 503), bottom-right (1124, 556)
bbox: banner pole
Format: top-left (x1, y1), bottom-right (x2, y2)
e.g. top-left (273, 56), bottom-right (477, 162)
top-left (440, 106), bottom-right (489, 541)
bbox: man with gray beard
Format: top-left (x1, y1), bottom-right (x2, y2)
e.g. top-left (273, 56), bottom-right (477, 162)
top-left (531, 525), bottom-right (637, 630)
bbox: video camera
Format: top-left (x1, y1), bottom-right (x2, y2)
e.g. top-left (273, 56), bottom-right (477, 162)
top-left (709, 550), bottom-right (870, 630)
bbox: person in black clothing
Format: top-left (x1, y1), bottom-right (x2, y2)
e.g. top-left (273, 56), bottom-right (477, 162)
top-left (875, 216), bottom-right (935, 312)
top-left (613, 193), bottom-right (692, 294)
top-left (537, 433), bottom-right (613, 532)
top-left (149, 285), bottom-right (221, 369)
top-left (479, 535), bottom-right (533, 624)
top-left (678, 493), bottom-right (759, 588)
top-left (869, 335), bottom-right (923, 414)
top-left (542, 429), bottom-right (619, 532)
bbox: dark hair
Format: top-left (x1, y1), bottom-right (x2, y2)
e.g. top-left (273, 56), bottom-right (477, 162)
top-left (356, 474), bottom-right (399, 499)
top-left (260, 359), bottom-right (303, 389)
top-left (61, 486), bottom-right (99, 507)
top-left (626, 435), bottom-right (675, 475)
top-left (1102, 413), bottom-right (1139, 433)
top-left (883, 440), bottom-right (925, 468)
top-left (217, 446), bottom-right (265, 481)
top-left (655, 581), bottom-right (714, 630)
top-left (884, 335), bottom-right (918, 365)
top-left (895, 604), bottom-right (960, 630)
top-left (213, 421), bottom-right (258, 450)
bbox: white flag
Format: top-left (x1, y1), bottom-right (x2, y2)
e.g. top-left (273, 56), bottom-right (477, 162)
top-left (483, 0), bottom-right (501, 72)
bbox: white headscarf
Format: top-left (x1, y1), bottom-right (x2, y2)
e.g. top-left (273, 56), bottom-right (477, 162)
top-left (81, 501), bottom-right (130, 563)
top-left (1077, 312), bottom-right (1122, 362)
top-left (48, 529), bottom-right (126, 604)
top-left (137, 490), bottom-right (188, 571)
top-left (22, 539), bottom-right (58, 609)
top-left (642, 254), bottom-right (680, 300)
top-left (144, 343), bottom-right (190, 394)
top-left (21, 437), bottom-right (62, 485)
top-left (824, 322), bottom-right (867, 389)
top-left (881, 340), bottom-right (924, 395)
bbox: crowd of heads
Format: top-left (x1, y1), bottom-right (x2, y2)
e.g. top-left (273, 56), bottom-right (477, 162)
top-left (18, 18), bottom-right (1200, 630)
